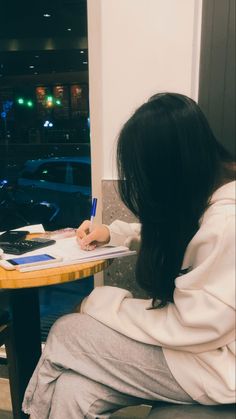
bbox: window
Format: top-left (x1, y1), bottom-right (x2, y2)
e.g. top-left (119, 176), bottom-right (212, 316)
top-left (20, 170), bottom-right (37, 180)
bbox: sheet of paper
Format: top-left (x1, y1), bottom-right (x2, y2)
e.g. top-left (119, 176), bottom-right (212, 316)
top-left (2, 237), bottom-right (136, 271)
top-left (19, 250), bottom-right (136, 272)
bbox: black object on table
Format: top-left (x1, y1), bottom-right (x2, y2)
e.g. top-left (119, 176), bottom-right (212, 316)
top-left (0, 238), bottom-right (56, 255)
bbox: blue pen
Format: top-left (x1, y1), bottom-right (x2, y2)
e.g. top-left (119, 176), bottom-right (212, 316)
top-left (89, 198), bottom-right (97, 232)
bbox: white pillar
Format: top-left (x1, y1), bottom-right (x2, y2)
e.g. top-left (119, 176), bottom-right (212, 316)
top-left (88, 0), bottom-right (202, 186)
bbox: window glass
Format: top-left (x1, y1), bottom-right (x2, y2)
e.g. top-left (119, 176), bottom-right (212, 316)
top-left (0, 1), bottom-right (91, 232)
top-left (71, 163), bottom-right (91, 187)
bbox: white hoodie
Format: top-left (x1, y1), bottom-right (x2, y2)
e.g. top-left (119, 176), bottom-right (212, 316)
top-left (81, 181), bottom-right (236, 405)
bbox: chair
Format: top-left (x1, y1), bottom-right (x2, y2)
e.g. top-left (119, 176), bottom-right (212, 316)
top-left (0, 309), bottom-right (10, 359)
top-left (147, 402), bottom-right (236, 418)
top-left (0, 309), bottom-right (22, 419)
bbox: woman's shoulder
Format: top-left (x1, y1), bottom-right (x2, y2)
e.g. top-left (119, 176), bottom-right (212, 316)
top-left (184, 183), bottom-right (235, 270)
top-left (209, 180), bottom-right (235, 208)
top-left (201, 180), bottom-right (235, 224)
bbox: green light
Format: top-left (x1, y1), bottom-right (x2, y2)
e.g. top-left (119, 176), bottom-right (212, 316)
top-left (55, 99), bottom-right (61, 105)
top-left (47, 96), bottom-right (53, 102)
top-left (17, 98), bottom-right (24, 104)
top-left (27, 100), bottom-right (33, 107)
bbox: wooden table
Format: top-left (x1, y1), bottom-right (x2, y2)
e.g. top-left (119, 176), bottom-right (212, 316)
top-left (0, 257), bottom-right (110, 419)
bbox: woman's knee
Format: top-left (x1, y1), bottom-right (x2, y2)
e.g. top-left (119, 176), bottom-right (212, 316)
top-left (50, 313), bottom-right (92, 337)
top-left (47, 313), bottom-right (102, 355)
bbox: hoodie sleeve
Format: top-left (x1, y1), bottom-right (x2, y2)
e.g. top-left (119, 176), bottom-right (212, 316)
top-left (108, 220), bottom-right (141, 250)
top-left (81, 214), bottom-right (235, 354)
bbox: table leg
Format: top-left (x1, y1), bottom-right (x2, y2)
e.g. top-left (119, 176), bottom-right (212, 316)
top-left (8, 288), bottom-right (42, 419)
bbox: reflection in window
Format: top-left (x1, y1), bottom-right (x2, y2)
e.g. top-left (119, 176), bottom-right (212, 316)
top-left (53, 85), bottom-right (69, 119)
top-left (36, 86), bottom-right (48, 119)
top-left (0, 83), bottom-right (89, 144)
top-left (71, 84), bottom-right (88, 118)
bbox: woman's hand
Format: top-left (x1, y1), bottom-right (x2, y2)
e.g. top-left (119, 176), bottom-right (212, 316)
top-left (76, 220), bottom-right (110, 250)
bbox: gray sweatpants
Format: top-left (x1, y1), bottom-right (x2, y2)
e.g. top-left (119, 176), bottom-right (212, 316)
top-left (22, 314), bottom-right (193, 418)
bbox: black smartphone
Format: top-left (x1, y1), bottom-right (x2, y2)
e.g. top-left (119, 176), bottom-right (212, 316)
top-left (0, 230), bottom-right (29, 243)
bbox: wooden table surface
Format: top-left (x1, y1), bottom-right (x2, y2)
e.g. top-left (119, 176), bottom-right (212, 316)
top-left (0, 232), bottom-right (110, 289)
top-left (0, 258), bottom-right (110, 289)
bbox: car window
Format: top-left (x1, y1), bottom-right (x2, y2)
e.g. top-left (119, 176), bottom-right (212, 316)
top-left (20, 170), bottom-right (37, 180)
top-left (70, 163), bottom-right (91, 187)
top-left (34, 163), bottom-right (67, 183)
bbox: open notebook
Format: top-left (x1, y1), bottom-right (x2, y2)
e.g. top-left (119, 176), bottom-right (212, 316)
top-left (3, 236), bottom-right (136, 272)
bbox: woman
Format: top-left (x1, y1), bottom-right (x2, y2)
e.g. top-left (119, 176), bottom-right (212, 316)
top-left (23, 93), bottom-right (235, 418)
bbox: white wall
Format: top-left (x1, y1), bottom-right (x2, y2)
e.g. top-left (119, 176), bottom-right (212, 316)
top-left (87, 0), bottom-right (202, 218)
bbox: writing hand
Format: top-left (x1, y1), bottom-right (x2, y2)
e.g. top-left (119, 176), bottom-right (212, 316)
top-left (76, 220), bottom-right (110, 250)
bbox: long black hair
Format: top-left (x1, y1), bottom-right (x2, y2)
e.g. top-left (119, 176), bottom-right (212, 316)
top-left (117, 92), bottom-right (234, 307)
